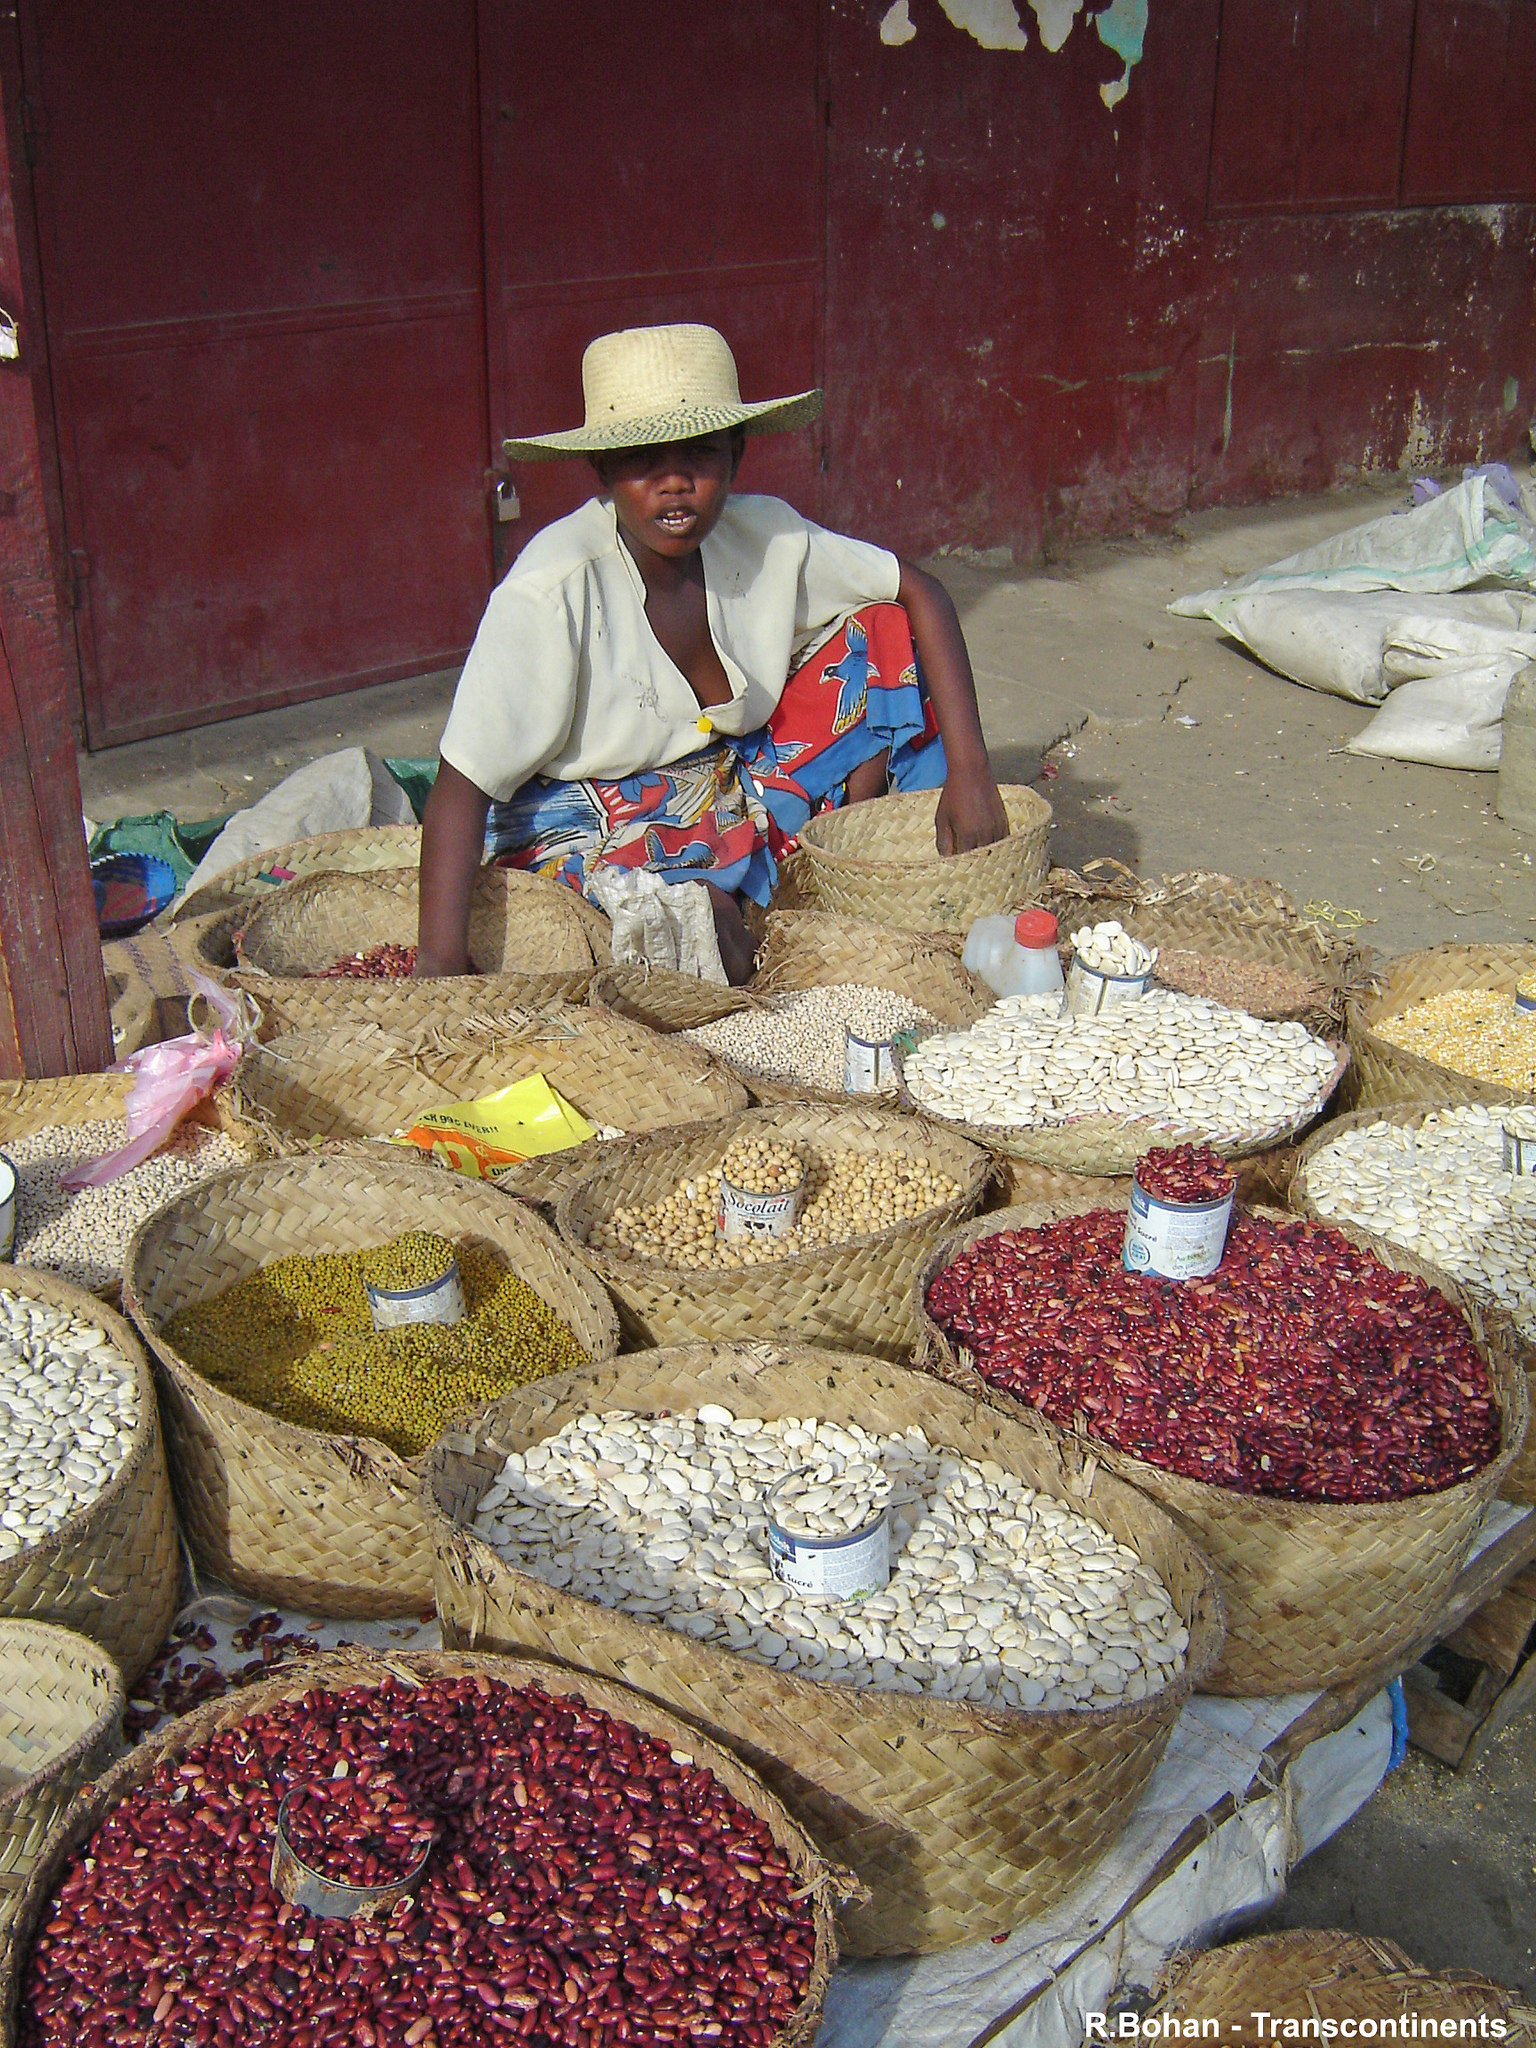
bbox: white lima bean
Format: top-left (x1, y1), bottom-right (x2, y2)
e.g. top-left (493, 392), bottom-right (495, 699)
top-left (902, 989), bottom-right (1337, 1142)
top-left (0, 1290), bottom-right (139, 1563)
top-left (684, 983), bottom-right (939, 1094)
top-left (1302, 1107), bottom-right (1536, 1344)
top-left (4, 1120), bottom-right (248, 1290)
top-left (471, 1406), bottom-right (1189, 1712)
top-left (1071, 920), bottom-right (1156, 978)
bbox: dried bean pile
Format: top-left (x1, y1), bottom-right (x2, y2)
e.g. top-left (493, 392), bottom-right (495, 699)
top-left (472, 1406), bottom-right (1188, 1710)
top-left (5, 1120), bottom-right (248, 1291)
top-left (683, 982), bottom-right (939, 1094)
top-left (718, 1137), bottom-right (803, 1197)
top-left (1152, 949), bottom-right (1332, 1019)
top-left (591, 1137), bottom-right (961, 1270)
top-left (19, 1673), bottom-right (817, 2048)
top-left (1136, 1143), bottom-right (1234, 1204)
top-left (1374, 988), bottom-right (1536, 1095)
top-left (321, 942), bottom-right (417, 979)
top-left (1302, 1107), bottom-right (1536, 1343)
top-left (1070, 921), bottom-right (1155, 977)
top-left (280, 1774), bottom-right (436, 1888)
top-left (164, 1231), bottom-right (587, 1457)
top-left (926, 1212), bottom-right (1500, 1502)
top-left (0, 1293), bottom-right (139, 1564)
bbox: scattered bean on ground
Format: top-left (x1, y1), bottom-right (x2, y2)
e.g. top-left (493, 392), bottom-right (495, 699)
top-left (471, 1406), bottom-right (1188, 1711)
top-left (902, 991), bottom-right (1338, 1142)
top-left (1374, 988), bottom-right (1536, 1095)
top-left (0, 1292), bottom-right (139, 1563)
top-left (683, 982), bottom-right (939, 1093)
top-left (926, 1211), bottom-right (1500, 1502)
top-left (1301, 1107), bottom-right (1536, 1343)
top-left (4, 1121), bottom-right (248, 1291)
top-left (20, 1673), bottom-right (817, 2048)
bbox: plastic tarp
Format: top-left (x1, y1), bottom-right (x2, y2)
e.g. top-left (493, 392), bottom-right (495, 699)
top-left (179, 746), bottom-right (416, 901)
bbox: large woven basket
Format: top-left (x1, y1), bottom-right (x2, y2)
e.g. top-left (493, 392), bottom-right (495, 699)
top-left (795, 785), bottom-right (1052, 931)
top-left (103, 966), bottom-right (158, 1060)
top-left (167, 822), bottom-right (425, 924)
top-left (0, 1624), bottom-right (122, 1944)
top-left (1291, 1100), bottom-right (1536, 1507)
top-left (0, 1272), bottom-right (180, 1689)
top-left (424, 1339), bottom-right (1223, 1957)
top-left (556, 1101), bottom-right (988, 1361)
top-left (0, 1648), bottom-right (841, 2048)
top-left (1347, 942), bottom-right (1536, 1112)
top-left (914, 1199), bottom-right (1529, 1696)
top-left (896, 1031), bottom-right (1350, 1179)
top-left (122, 1153), bottom-right (620, 1617)
top-left (1150, 1932), bottom-right (1536, 2040)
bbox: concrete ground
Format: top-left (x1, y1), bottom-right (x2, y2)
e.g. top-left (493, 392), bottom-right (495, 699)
top-left (75, 478), bottom-right (1536, 1993)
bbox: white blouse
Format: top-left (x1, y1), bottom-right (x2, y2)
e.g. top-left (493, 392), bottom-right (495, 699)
top-left (438, 493), bottom-right (901, 801)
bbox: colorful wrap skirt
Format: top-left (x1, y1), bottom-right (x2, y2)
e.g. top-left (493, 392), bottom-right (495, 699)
top-left (485, 603), bottom-right (945, 905)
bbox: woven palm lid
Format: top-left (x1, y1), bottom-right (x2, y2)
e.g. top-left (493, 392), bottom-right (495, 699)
top-left (1150, 1932), bottom-right (1536, 2039)
top-left (556, 1101), bottom-right (988, 1363)
top-left (0, 1075), bottom-right (132, 1139)
top-left (912, 1200), bottom-right (1528, 1697)
top-left (0, 1271), bottom-right (179, 1690)
top-left (893, 1034), bottom-right (1351, 1179)
top-left (795, 786), bottom-right (1052, 932)
top-left (424, 1338), bottom-right (1222, 1958)
top-left (166, 822), bottom-right (423, 924)
top-left (232, 1003), bottom-right (748, 1155)
top-left (0, 1649), bottom-right (841, 2048)
top-left (1291, 1100), bottom-right (1536, 1508)
top-left (589, 964), bottom-right (760, 1036)
top-left (1348, 941), bottom-right (1536, 1112)
top-left (122, 1152), bottom-right (619, 1619)
top-left (0, 1623), bottom-right (122, 1943)
top-left (502, 322), bottom-right (822, 460)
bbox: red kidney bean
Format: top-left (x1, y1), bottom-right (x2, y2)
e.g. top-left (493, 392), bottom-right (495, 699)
top-left (19, 1677), bottom-right (816, 2048)
top-left (280, 1773), bottom-right (436, 1889)
top-left (1134, 1142), bottom-right (1235, 1205)
top-left (926, 1208), bottom-right (1501, 1503)
top-left (319, 942), bottom-right (419, 980)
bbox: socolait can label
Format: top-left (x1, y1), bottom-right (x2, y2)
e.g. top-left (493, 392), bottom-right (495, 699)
top-left (844, 1027), bottom-right (896, 1094)
top-left (365, 1261), bottom-right (466, 1330)
top-left (717, 1176), bottom-right (804, 1242)
top-left (1065, 959), bottom-right (1152, 1019)
top-left (766, 1504), bottom-right (891, 1601)
top-left (1123, 1181), bottom-right (1234, 1281)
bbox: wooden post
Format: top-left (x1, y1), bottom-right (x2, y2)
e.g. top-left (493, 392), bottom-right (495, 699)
top-left (0, 5), bottom-right (111, 1077)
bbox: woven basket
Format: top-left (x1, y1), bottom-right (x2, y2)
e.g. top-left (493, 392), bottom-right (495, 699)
top-left (0, 1623), bottom-right (122, 1944)
top-left (122, 1153), bottom-right (620, 1617)
top-left (0, 1648), bottom-right (841, 2048)
top-left (0, 1272), bottom-right (180, 1689)
top-left (914, 1200), bottom-right (1529, 1696)
top-left (1291, 1101), bottom-right (1536, 1507)
top-left (556, 1102), bottom-right (988, 1361)
top-left (896, 1034), bottom-right (1350, 1179)
top-left (167, 822), bottom-right (425, 924)
top-left (795, 785), bottom-right (1052, 931)
top-left (103, 967), bottom-right (158, 1060)
top-left (1150, 1931), bottom-right (1536, 2039)
top-left (1347, 942), bottom-right (1536, 1112)
top-left (424, 1338), bottom-right (1223, 1957)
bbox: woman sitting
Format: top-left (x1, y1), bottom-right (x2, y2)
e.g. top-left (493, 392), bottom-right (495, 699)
top-left (417, 322), bottom-right (1009, 984)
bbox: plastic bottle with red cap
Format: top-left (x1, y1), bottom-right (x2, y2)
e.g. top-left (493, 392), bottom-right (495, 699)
top-left (961, 907), bottom-right (1066, 1000)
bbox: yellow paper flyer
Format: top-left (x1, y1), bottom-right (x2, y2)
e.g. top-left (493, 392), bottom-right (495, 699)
top-left (393, 1073), bottom-right (596, 1178)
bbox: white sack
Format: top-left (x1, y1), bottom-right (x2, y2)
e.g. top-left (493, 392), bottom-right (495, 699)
top-left (1198, 589), bottom-right (1535, 704)
top-left (1172, 475), bottom-right (1536, 614)
top-left (585, 866), bottom-right (727, 984)
top-left (181, 747), bottom-right (415, 900)
top-left (1346, 658), bottom-right (1520, 770)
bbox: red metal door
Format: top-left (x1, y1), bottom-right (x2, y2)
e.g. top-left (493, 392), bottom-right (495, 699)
top-left (24, 2), bottom-right (491, 746)
top-left (478, 0), bottom-right (827, 568)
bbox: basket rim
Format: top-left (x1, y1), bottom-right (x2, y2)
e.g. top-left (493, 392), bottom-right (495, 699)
top-left (420, 1336), bottom-right (1226, 1731)
top-left (1348, 941), bottom-right (1536, 1106)
top-left (554, 1102), bottom-right (990, 1283)
top-left (0, 1269), bottom-right (162, 1591)
top-left (0, 1646), bottom-right (840, 2048)
top-left (797, 783), bottom-right (1051, 876)
top-left (121, 1153), bottom-right (621, 1483)
top-left (0, 1618), bottom-right (124, 1820)
top-left (911, 1199), bottom-right (1530, 1526)
top-left (166, 824), bottom-right (425, 926)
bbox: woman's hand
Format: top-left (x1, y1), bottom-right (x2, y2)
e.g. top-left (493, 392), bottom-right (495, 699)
top-left (935, 767), bottom-right (1010, 855)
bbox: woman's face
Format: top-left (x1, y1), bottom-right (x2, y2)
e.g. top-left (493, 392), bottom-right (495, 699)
top-left (597, 431), bottom-right (743, 561)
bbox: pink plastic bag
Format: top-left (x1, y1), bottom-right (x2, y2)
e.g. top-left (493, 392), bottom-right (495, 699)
top-left (62, 976), bottom-right (257, 1190)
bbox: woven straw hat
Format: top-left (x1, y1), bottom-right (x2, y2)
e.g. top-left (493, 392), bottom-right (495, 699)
top-left (503, 323), bottom-right (823, 461)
